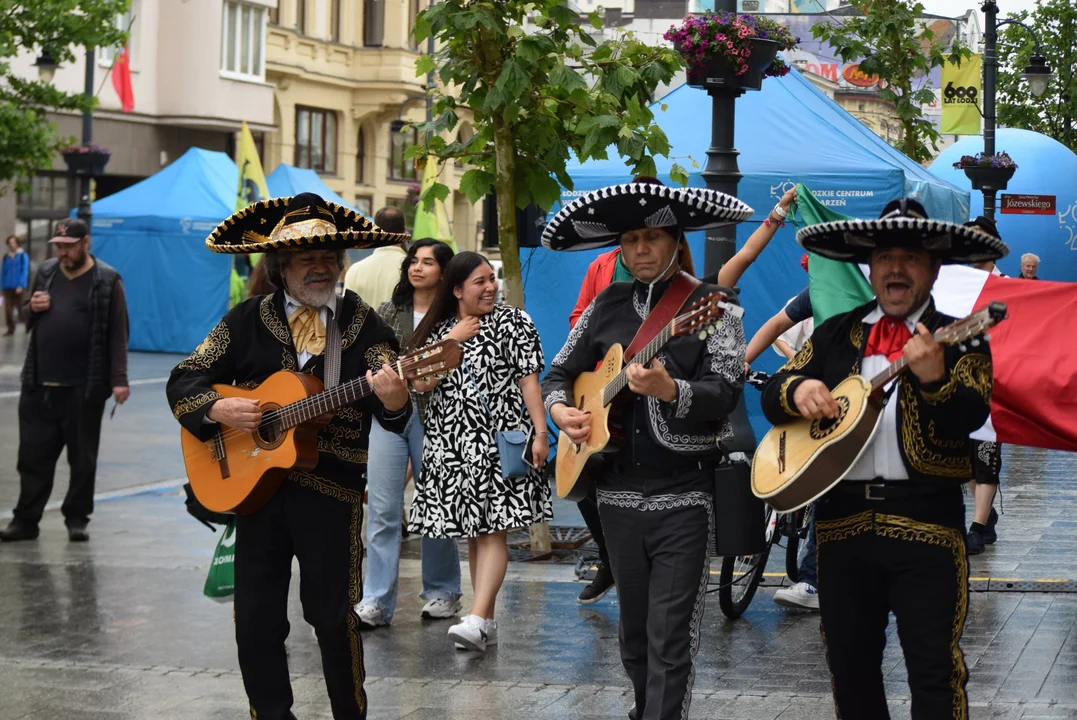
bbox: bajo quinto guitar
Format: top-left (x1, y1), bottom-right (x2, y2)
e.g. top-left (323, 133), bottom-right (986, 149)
top-left (182, 339), bottom-right (462, 514)
top-left (751, 303), bottom-right (1006, 512)
top-left (554, 292), bottom-right (743, 501)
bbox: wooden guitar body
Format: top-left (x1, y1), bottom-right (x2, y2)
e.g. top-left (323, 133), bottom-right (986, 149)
top-left (555, 344), bottom-right (624, 501)
top-left (181, 371), bottom-right (327, 514)
top-left (751, 375), bottom-right (883, 512)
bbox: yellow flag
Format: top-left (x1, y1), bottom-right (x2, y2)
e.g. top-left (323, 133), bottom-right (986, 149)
top-left (412, 156), bottom-right (457, 251)
top-left (941, 55), bottom-right (982, 135)
top-left (236, 121), bottom-right (270, 212)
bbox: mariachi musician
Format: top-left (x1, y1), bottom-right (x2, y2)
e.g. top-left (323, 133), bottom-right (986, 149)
top-left (167, 193), bottom-right (412, 720)
top-left (541, 178), bottom-right (751, 719)
top-left (761, 199), bottom-right (1007, 718)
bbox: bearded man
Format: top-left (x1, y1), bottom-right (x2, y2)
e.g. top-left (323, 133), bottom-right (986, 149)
top-left (167, 193), bottom-right (412, 720)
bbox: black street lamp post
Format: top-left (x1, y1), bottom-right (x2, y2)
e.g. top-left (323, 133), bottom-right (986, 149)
top-left (77, 48), bottom-right (96, 225)
top-left (980, 0), bottom-right (1052, 220)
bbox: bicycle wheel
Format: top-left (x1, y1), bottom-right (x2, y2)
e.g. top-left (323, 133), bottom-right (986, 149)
top-left (785, 510), bottom-right (802, 583)
top-left (718, 547), bottom-right (771, 620)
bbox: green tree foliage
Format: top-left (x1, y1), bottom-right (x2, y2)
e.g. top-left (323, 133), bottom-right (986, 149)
top-left (0, 0), bottom-right (130, 192)
top-left (996, 0), bottom-right (1077, 154)
top-left (410, 0), bottom-right (686, 308)
top-left (811, 0), bottom-right (970, 163)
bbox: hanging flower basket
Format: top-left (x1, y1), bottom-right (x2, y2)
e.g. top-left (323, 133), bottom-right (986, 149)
top-left (61, 144), bottom-right (111, 177)
top-left (665, 12), bottom-right (798, 92)
top-left (953, 152), bottom-right (1017, 192)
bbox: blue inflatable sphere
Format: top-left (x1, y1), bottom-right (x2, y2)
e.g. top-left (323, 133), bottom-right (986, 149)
top-left (930, 128), bottom-right (1077, 280)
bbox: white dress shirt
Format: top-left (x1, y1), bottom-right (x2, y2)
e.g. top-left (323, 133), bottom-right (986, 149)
top-left (283, 291), bottom-right (334, 368)
top-left (844, 300), bottom-right (930, 482)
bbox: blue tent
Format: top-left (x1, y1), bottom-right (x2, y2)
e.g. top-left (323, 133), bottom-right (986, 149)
top-left (929, 128), bottom-right (1077, 282)
top-left (522, 69), bottom-right (970, 439)
top-left (90, 147), bottom-right (236, 353)
top-left (266, 164), bottom-right (359, 212)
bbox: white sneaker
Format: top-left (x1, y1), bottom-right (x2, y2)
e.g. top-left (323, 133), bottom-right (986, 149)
top-left (454, 617), bottom-right (496, 650)
top-left (421, 596), bottom-right (462, 619)
top-left (447, 614), bottom-right (489, 652)
top-left (774, 582), bottom-right (820, 610)
top-left (354, 603), bottom-right (390, 629)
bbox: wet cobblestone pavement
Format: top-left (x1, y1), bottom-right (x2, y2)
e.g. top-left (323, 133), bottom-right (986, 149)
top-left (3, 338), bottom-right (1077, 718)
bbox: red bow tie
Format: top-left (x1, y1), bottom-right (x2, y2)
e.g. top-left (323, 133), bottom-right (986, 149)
top-left (864, 317), bottom-right (912, 361)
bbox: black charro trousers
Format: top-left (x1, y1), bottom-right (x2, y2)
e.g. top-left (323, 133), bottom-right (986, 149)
top-left (234, 480), bottom-right (366, 720)
top-left (815, 486), bottom-right (970, 720)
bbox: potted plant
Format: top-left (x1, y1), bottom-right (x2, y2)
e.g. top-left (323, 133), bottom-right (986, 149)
top-left (61, 144), bottom-right (111, 177)
top-left (953, 152), bottom-right (1017, 192)
top-left (665, 12), bottom-right (799, 92)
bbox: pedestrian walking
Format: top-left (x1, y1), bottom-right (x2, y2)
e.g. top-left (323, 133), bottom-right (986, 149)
top-left (1, 220), bottom-right (129, 543)
top-left (408, 251), bottom-right (552, 653)
top-left (343, 206), bottom-right (409, 308)
top-left (2, 235), bottom-right (30, 335)
top-left (355, 238), bottom-right (463, 629)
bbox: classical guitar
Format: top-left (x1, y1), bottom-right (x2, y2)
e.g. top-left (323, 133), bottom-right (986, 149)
top-left (181, 339), bottom-right (462, 514)
top-left (751, 303), bottom-right (1007, 512)
top-left (554, 292), bottom-right (743, 501)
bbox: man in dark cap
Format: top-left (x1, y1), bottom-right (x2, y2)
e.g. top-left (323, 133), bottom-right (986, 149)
top-left (1, 218), bottom-right (129, 543)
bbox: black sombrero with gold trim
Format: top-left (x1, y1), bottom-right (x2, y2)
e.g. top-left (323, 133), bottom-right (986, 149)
top-left (541, 178), bottom-right (753, 252)
top-left (206, 192), bottom-right (410, 254)
top-left (796, 198), bottom-right (1009, 265)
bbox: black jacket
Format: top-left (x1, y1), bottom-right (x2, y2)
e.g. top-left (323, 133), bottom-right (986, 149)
top-left (760, 299), bottom-right (993, 482)
top-left (167, 289), bottom-right (411, 502)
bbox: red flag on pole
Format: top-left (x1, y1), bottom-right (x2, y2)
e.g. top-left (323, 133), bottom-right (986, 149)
top-left (111, 44), bottom-right (135, 113)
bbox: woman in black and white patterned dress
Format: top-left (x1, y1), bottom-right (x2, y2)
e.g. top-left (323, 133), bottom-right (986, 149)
top-left (409, 251), bottom-right (552, 652)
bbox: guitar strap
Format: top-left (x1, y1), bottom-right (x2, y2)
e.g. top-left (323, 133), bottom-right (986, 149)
top-left (624, 271), bottom-right (701, 361)
top-left (323, 295), bottom-right (343, 389)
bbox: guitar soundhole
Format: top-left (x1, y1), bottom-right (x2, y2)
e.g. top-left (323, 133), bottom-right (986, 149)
top-left (254, 403), bottom-right (287, 450)
top-left (810, 397), bottom-right (850, 440)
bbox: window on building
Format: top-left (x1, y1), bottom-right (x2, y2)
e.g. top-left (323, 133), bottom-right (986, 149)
top-left (385, 197), bottom-right (417, 230)
top-left (408, 0), bottom-right (421, 50)
top-left (355, 196), bottom-right (373, 217)
top-left (356, 127), bottom-right (367, 184)
top-left (14, 174), bottom-right (75, 265)
top-left (331, 0), bottom-right (341, 41)
top-left (364, 0), bottom-right (384, 46)
top-left (296, 0), bottom-right (307, 33)
top-left (296, 106), bottom-right (338, 175)
top-left (99, 8), bottom-right (134, 65)
top-left (389, 125), bottom-right (418, 181)
top-left (221, 1), bottom-right (267, 80)
top-left (268, 4), bottom-right (278, 24)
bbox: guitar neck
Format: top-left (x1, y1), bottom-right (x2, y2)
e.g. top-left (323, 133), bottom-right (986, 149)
top-left (601, 324), bottom-right (673, 406)
top-left (869, 356), bottom-right (910, 393)
top-left (280, 376), bottom-right (374, 429)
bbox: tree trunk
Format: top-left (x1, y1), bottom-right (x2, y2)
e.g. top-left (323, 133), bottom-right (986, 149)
top-left (492, 120), bottom-right (551, 553)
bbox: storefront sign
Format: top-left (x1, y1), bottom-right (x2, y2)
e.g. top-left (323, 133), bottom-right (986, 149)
top-left (1000, 194), bottom-right (1056, 215)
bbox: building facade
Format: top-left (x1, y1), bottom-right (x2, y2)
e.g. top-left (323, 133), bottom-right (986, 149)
top-left (264, 0), bottom-right (478, 249)
top-left (1, 0), bottom-right (276, 264)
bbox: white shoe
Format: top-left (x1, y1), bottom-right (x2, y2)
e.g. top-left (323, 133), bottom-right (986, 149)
top-left (774, 582), bottom-right (820, 610)
top-left (355, 603), bottom-right (390, 628)
top-left (454, 617), bottom-right (496, 650)
top-left (448, 614), bottom-right (490, 652)
top-left (421, 596), bottom-right (462, 619)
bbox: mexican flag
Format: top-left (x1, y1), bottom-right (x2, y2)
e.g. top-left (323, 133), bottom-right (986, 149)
top-left (795, 184), bottom-right (1077, 452)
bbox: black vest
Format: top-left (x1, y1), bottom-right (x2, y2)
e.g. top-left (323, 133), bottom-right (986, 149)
top-left (22, 257), bottom-right (120, 399)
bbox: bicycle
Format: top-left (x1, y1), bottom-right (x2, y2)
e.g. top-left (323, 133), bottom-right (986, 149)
top-left (715, 370), bottom-right (813, 619)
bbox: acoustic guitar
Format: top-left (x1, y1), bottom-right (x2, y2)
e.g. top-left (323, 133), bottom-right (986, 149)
top-left (554, 292), bottom-right (743, 501)
top-left (751, 303), bottom-right (1007, 512)
top-left (181, 339), bottom-right (462, 514)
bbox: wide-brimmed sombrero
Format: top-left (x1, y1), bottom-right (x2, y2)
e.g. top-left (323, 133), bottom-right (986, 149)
top-left (206, 192), bottom-right (410, 254)
top-left (541, 178), bottom-right (754, 251)
top-left (796, 198), bottom-right (1008, 265)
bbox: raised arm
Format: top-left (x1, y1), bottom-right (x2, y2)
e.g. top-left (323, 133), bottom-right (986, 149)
top-left (717, 185), bottom-right (796, 289)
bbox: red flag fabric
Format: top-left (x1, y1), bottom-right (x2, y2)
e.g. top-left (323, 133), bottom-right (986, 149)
top-left (112, 44), bottom-right (135, 113)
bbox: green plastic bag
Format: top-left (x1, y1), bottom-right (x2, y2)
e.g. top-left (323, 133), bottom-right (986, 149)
top-left (204, 519), bottom-right (236, 601)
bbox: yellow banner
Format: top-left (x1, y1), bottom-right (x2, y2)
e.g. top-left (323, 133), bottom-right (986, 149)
top-left (941, 55), bottom-right (982, 135)
top-left (412, 156), bottom-right (457, 251)
top-left (235, 121), bottom-right (270, 212)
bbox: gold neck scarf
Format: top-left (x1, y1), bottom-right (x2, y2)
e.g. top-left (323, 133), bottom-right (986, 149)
top-left (289, 305), bottom-right (326, 356)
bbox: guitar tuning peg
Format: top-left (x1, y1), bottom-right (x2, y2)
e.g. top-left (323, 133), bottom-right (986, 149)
top-left (970, 338), bottom-right (981, 347)
top-left (697, 330), bottom-right (707, 341)
top-left (958, 344), bottom-right (968, 352)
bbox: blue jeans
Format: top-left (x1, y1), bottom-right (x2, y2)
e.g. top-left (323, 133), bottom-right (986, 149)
top-left (361, 411), bottom-right (460, 620)
top-left (799, 513), bottom-right (817, 587)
